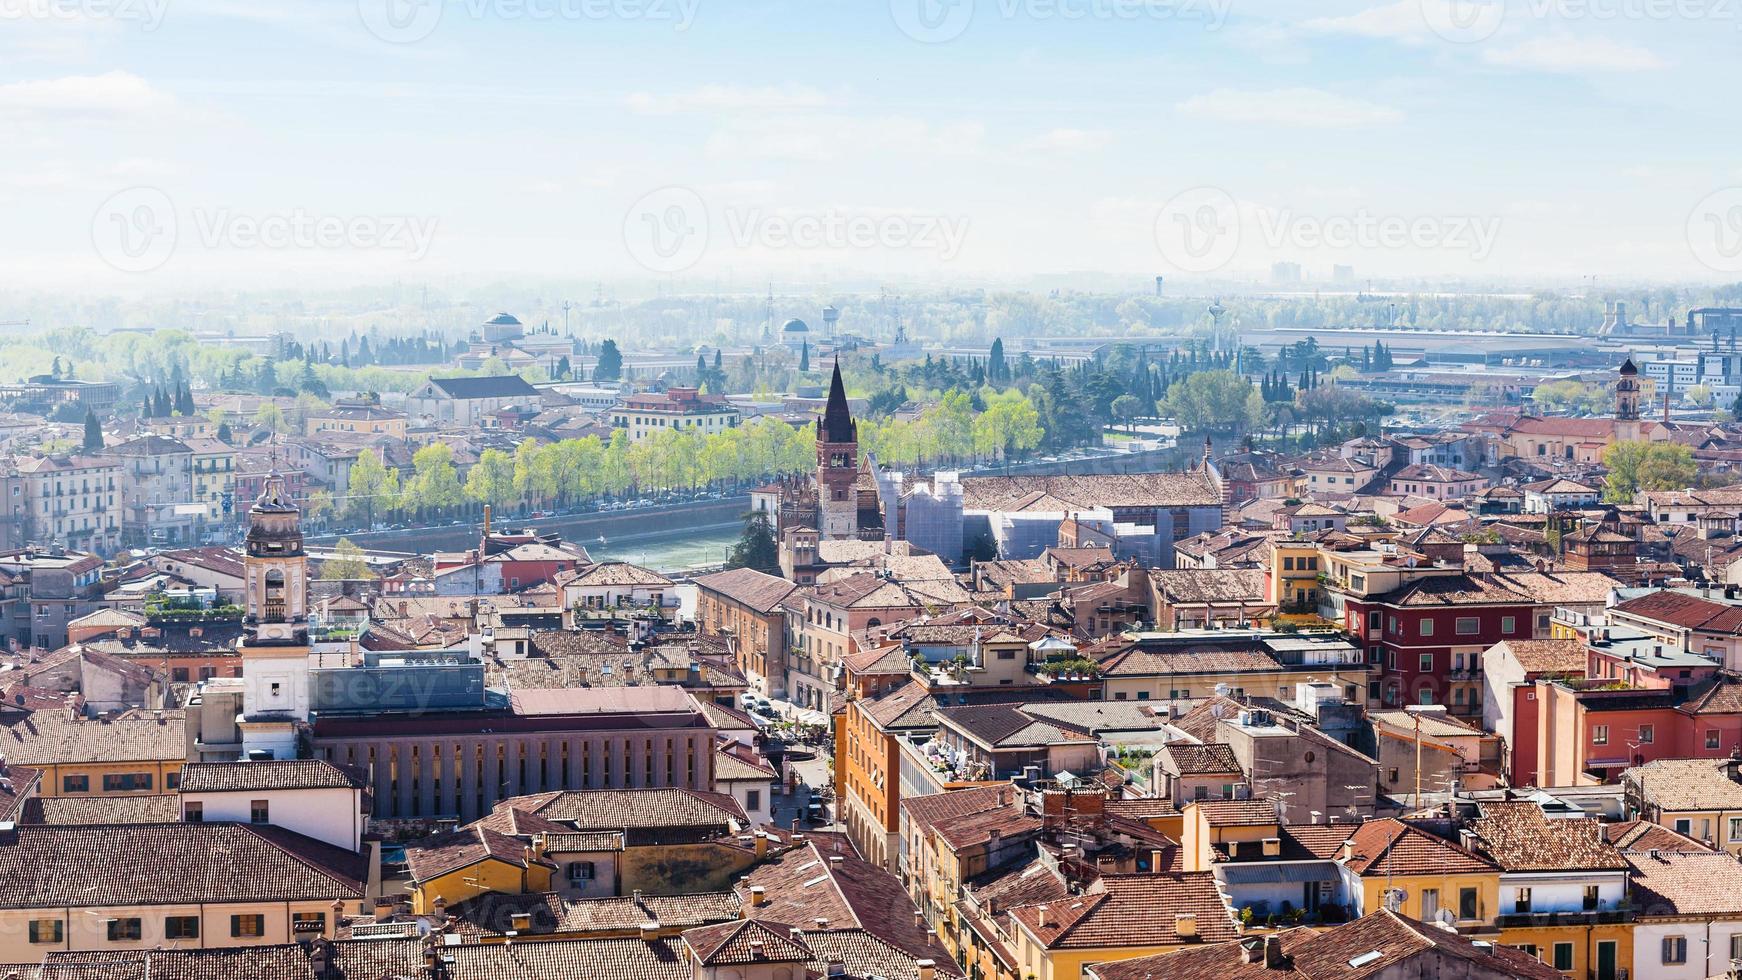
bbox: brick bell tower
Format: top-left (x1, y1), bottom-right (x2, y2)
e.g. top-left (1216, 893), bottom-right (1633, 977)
top-left (816, 359), bottom-right (859, 540)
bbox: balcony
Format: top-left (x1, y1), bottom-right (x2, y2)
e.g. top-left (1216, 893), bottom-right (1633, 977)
top-left (1494, 910), bottom-right (1631, 928)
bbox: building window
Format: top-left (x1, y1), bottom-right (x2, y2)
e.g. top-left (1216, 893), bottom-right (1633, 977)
top-left (1501, 616), bottom-right (1516, 634)
top-left (1455, 617), bottom-right (1479, 635)
top-left (61, 775), bottom-right (89, 793)
top-left (1458, 888), bottom-right (1477, 920)
top-left (293, 912), bottom-right (326, 934)
top-left (567, 861), bottom-right (596, 881)
top-left (183, 802), bottom-right (202, 822)
top-left (1709, 730), bottom-right (1722, 750)
top-left (28, 920), bottom-right (62, 944)
top-left (1583, 884), bottom-right (1600, 910)
top-left (250, 800), bottom-right (269, 823)
top-left (231, 914), bottom-right (265, 939)
top-left (1592, 725), bottom-right (1608, 745)
top-left (1514, 887), bottom-right (1531, 913)
top-left (746, 789), bottom-right (760, 810)
top-left (165, 916), bottom-right (200, 940)
top-left (1729, 817), bottom-right (1742, 842)
top-left (1419, 619), bottom-right (1434, 637)
top-left (102, 773), bottom-right (152, 792)
top-left (1638, 725), bottom-right (1654, 744)
top-left (1553, 942), bottom-right (1573, 970)
top-left (1663, 936), bottom-right (1688, 965)
top-left (108, 918), bottom-right (143, 942)
top-left (1418, 653), bottom-right (1433, 672)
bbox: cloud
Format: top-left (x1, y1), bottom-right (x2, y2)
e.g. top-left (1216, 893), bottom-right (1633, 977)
top-left (625, 85), bottom-right (831, 115)
top-left (1021, 128), bottom-right (1111, 153)
top-left (0, 70), bottom-right (171, 118)
top-left (704, 116), bottom-right (985, 163)
top-left (1481, 36), bottom-right (1664, 73)
top-left (1303, 0), bottom-right (1437, 41)
top-left (1176, 87), bottom-right (1403, 128)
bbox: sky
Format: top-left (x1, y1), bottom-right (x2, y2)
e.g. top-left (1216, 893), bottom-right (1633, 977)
top-left (4, 0), bottom-right (1742, 294)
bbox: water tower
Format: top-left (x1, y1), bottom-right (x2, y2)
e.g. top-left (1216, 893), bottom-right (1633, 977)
top-left (822, 304), bottom-right (839, 339)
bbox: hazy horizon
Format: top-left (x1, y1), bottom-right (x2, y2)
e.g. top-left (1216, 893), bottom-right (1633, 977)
top-left (7, 0), bottom-right (1742, 294)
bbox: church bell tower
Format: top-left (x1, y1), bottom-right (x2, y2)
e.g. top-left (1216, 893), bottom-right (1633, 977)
top-left (237, 471), bottom-right (312, 760)
top-left (816, 361), bottom-right (859, 540)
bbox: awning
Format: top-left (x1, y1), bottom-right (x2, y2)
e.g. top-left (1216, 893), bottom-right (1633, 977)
top-left (1219, 861), bottom-right (1339, 885)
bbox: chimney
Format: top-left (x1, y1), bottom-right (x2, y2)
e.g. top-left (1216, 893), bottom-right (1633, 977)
top-left (749, 886), bottom-right (767, 908)
top-left (1262, 837), bottom-right (1282, 858)
top-left (1150, 848), bottom-right (1164, 872)
top-left (916, 960), bottom-right (936, 980)
top-left (814, 917), bottom-right (829, 930)
top-left (371, 898), bottom-right (394, 920)
top-left (638, 920), bottom-right (659, 941)
top-left (1227, 840), bottom-right (1240, 859)
top-left (754, 832), bottom-right (768, 859)
top-left (748, 939), bottom-right (765, 958)
top-left (1340, 839), bottom-right (1354, 862)
top-left (1264, 934), bottom-right (1287, 968)
top-left (1174, 913), bottom-right (1197, 939)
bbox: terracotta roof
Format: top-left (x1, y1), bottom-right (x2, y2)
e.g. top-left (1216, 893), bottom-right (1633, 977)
top-left (406, 824), bottom-right (552, 883)
top-left (738, 839), bottom-right (954, 967)
top-left (1604, 819), bottom-right (1710, 853)
top-left (686, 918), bottom-right (813, 965)
top-left (446, 889), bottom-right (740, 939)
top-left (1008, 872), bottom-right (1237, 949)
top-left (1160, 742), bottom-right (1243, 776)
top-left (1191, 799), bottom-right (1283, 828)
top-left (1149, 569), bottom-right (1270, 605)
top-left (0, 823), bottom-right (366, 908)
top-left (1624, 757), bottom-right (1742, 811)
top-left (958, 471), bottom-right (1221, 510)
top-left (20, 793), bottom-right (179, 825)
top-left (692, 567), bottom-right (798, 613)
top-left (1490, 638), bottom-right (1586, 675)
top-left (35, 946), bottom-right (320, 980)
top-left (902, 784), bottom-right (1019, 834)
top-left (1466, 802), bottom-right (1626, 872)
top-left (1341, 818), bottom-right (1494, 877)
top-left (497, 787), bottom-right (747, 833)
top-left (1614, 589), bottom-right (1742, 634)
top-left (1089, 909), bottom-right (1561, 980)
top-left (179, 759), bottom-right (367, 793)
top-left (1627, 849), bottom-right (1742, 917)
top-left (0, 709), bottom-right (186, 766)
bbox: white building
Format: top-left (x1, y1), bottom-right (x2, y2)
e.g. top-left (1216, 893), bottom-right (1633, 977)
top-left (177, 759), bottom-right (370, 851)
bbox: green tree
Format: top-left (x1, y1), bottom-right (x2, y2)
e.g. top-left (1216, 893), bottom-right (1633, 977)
top-left (409, 442), bottom-right (463, 516)
top-left (1111, 393), bottom-right (1145, 433)
top-left (81, 408), bottom-right (103, 451)
top-left (304, 489), bottom-right (335, 528)
top-left (465, 447), bottom-right (518, 512)
top-left (1160, 370), bottom-right (1262, 433)
top-left (594, 339), bottom-right (623, 382)
top-left (254, 402), bottom-right (284, 435)
top-left (1601, 441), bottom-right (1697, 502)
top-left (319, 537), bottom-right (372, 580)
top-left (729, 510), bottom-right (781, 575)
top-left (344, 448), bottom-right (398, 527)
